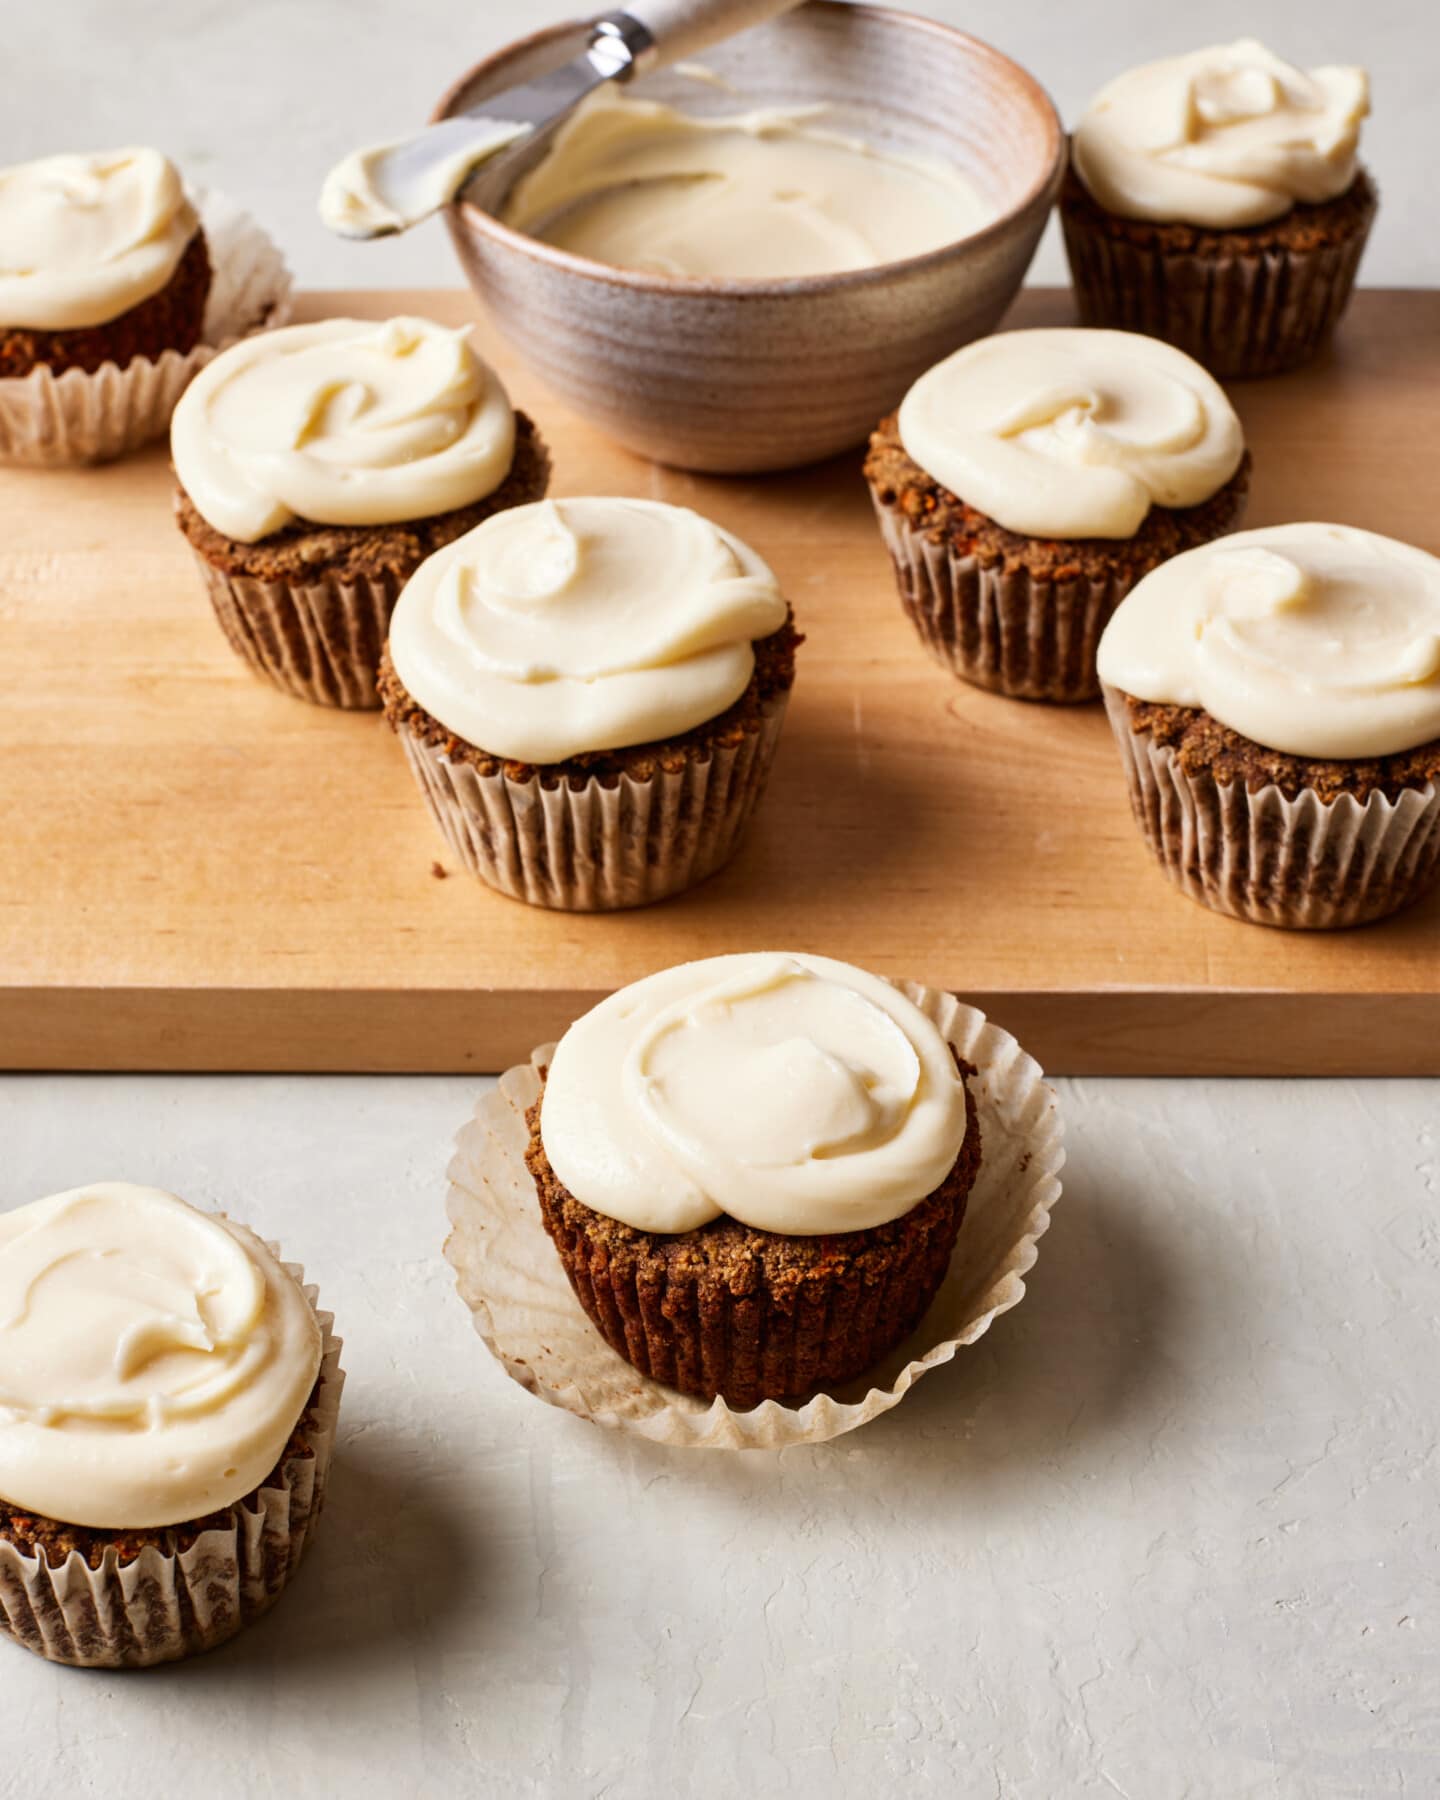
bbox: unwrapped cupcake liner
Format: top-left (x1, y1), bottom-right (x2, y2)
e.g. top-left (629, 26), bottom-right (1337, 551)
top-left (1103, 686), bottom-right (1440, 929)
top-left (0, 1250), bottom-right (343, 1669)
top-left (444, 983), bottom-right (1064, 1449)
top-left (1060, 188), bottom-right (1376, 379)
top-left (398, 692), bottom-right (791, 910)
top-left (0, 189), bottom-right (292, 467)
top-left (187, 547), bottom-right (401, 709)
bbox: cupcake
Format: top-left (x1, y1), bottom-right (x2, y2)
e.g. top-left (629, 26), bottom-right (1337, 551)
top-left (524, 951), bottom-right (982, 1409)
top-left (379, 497), bottom-right (801, 909)
top-left (1061, 41), bottom-right (1376, 377)
top-left (0, 147), bottom-right (288, 465)
top-left (0, 1182), bottom-right (342, 1668)
top-left (865, 327), bottom-right (1250, 701)
top-left (171, 316), bottom-right (550, 708)
top-left (1097, 523), bottom-right (1440, 928)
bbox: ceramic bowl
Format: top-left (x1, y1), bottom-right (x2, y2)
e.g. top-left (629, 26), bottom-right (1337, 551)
top-left (435, 1), bottom-right (1062, 473)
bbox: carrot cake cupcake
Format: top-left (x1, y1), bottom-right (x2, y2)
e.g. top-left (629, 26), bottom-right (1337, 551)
top-left (171, 316), bottom-right (550, 707)
top-left (1097, 523), bottom-right (1440, 928)
top-left (865, 327), bottom-right (1249, 701)
top-left (379, 496), bottom-right (800, 909)
top-left (526, 952), bottom-right (982, 1409)
top-left (0, 1182), bottom-right (343, 1668)
top-left (0, 148), bottom-right (210, 380)
top-left (1061, 40), bottom-right (1376, 377)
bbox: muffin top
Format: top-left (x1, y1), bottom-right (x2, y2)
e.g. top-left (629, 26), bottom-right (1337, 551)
top-left (501, 87), bottom-right (991, 280)
top-left (0, 147), bottom-right (198, 331)
top-left (1072, 40), bottom-right (1368, 228)
top-left (540, 952), bottom-right (970, 1235)
top-left (897, 327), bottom-right (1243, 540)
top-left (0, 1183), bottom-right (321, 1530)
top-left (387, 496), bottom-right (788, 762)
top-left (170, 316), bottom-right (517, 542)
top-left (1097, 523), bottom-right (1440, 759)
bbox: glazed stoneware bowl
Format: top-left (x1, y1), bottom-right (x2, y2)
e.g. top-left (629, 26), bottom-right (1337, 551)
top-left (435, 1), bottom-right (1063, 472)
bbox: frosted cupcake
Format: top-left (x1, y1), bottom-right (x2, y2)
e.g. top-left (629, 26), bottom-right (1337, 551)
top-left (526, 952), bottom-right (981, 1409)
top-left (1062, 41), bottom-right (1376, 377)
top-left (172, 316), bottom-right (550, 707)
top-left (379, 497), bottom-right (800, 910)
top-left (865, 328), bottom-right (1249, 701)
top-left (0, 1183), bottom-right (343, 1668)
top-left (0, 147), bottom-right (287, 464)
top-left (1098, 524), bottom-right (1440, 928)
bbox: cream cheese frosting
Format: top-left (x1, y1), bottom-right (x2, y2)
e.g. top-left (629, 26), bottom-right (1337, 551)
top-left (319, 120), bottom-right (529, 238)
top-left (501, 88), bottom-right (992, 279)
top-left (1097, 523), bottom-right (1440, 759)
top-left (0, 1184), bottom-right (321, 1530)
top-left (387, 496), bottom-right (789, 763)
top-left (897, 328), bottom-right (1244, 539)
top-left (1073, 40), bottom-right (1369, 228)
top-left (541, 953), bottom-right (970, 1236)
top-left (170, 316), bottom-right (516, 543)
top-left (0, 147), bottom-right (199, 331)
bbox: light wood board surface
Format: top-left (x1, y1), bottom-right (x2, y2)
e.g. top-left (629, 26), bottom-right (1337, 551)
top-left (2, 287), bottom-right (1438, 1075)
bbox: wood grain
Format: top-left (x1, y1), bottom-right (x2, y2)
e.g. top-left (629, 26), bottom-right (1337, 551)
top-left (2, 287), bottom-right (1438, 1075)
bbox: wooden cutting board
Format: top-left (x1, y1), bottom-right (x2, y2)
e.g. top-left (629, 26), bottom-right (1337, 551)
top-left (2, 286), bottom-right (1438, 1076)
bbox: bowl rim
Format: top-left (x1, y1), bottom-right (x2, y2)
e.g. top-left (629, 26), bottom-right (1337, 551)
top-left (430, 0), bottom-right (1064, 300)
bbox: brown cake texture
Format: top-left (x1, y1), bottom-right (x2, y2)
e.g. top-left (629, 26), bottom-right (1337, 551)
top-left (864, 413), bottom-right (1251, 702)
top-left (1060, 163), bottom-right (1378, 378)
top-left (0, 228), bottom-right (212, 380)
top-left (526, 1061), bottom-right (982, 1410)
top-left (175, 410), bottom-right (551, 708)
top-left (1106, 688), bottom-right (1440, 929)
top-left (0, 1381), bottom-right (322, 1571)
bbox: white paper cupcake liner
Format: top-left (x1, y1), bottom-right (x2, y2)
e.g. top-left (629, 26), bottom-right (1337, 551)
top-left (870, 484), bottom-right (1249, 704)
top-left (444, 983), bottom-right (1064, 1449)
top-left (187, 547), bottom-right (401, 709)
top-left (0, 1245), bottom-right (343, 1669)
top-left (0, 189), bottom-right (292, 467)
top-left (1103, 686), bottom-right (1440, 929)
top-left (398, 692), bottom-right (791, 911)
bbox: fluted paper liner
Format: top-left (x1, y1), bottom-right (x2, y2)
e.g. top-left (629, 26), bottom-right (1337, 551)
top-left (870, 487), bottom-right (1249, 704)
top-left (1103, 686), bottom-right (1440, 929)
top-left (0, 1244), bottom-right (343, 1668)
top-left (444, 984), bottom-right (1064, 1448)
top-left (399, 692), bottom-right (791, 910)
top-left (0, 189), bottom-right (292, 467)
top-left (1060, 182), bottom-right (1377, 379)
top-left (188, 549), bottom-right (403, 709)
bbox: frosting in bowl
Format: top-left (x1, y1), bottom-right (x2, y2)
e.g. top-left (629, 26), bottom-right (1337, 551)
top-left (387, 496), bottom-right (788, 763)
top-left (501, 88), bottom-right (992, 279)
top-left (897, 328), bottom-right (1244, 539)
top-left (0, 1183), bottom-right (321, 1530)
top-left (1097, 523), bottom-right (1440, 759)
top-left (540, 952), bottom-right (971, 1235)
top-left (170, 316), bottom-right (516, 543)
top-left (0, 147), bottom-right (199, 331)
top-left (1073, 40), bottom-right (1368, 228)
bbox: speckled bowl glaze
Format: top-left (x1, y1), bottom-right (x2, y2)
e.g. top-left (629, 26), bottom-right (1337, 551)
top-left (435, 2), bottom-right (1062, 472)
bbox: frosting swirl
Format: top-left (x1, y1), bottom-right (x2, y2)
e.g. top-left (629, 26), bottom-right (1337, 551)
top-left (897, 328), bottom-right (1243, 539)
top-left (387, 497), bottom-right (789, 763)
top-left (1097, 523), bottom-right (1440, 759)
top-left (541, 952), bottom-right (970, 1235)
top-left (170, 316), bottom-right (516, 543)
top-left (0, 147), bottom-right (198, 331)
top-left (0, 1184), bottom-right (321, 1530)
top-left (1073, 40), bottom-right (1368, 228)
